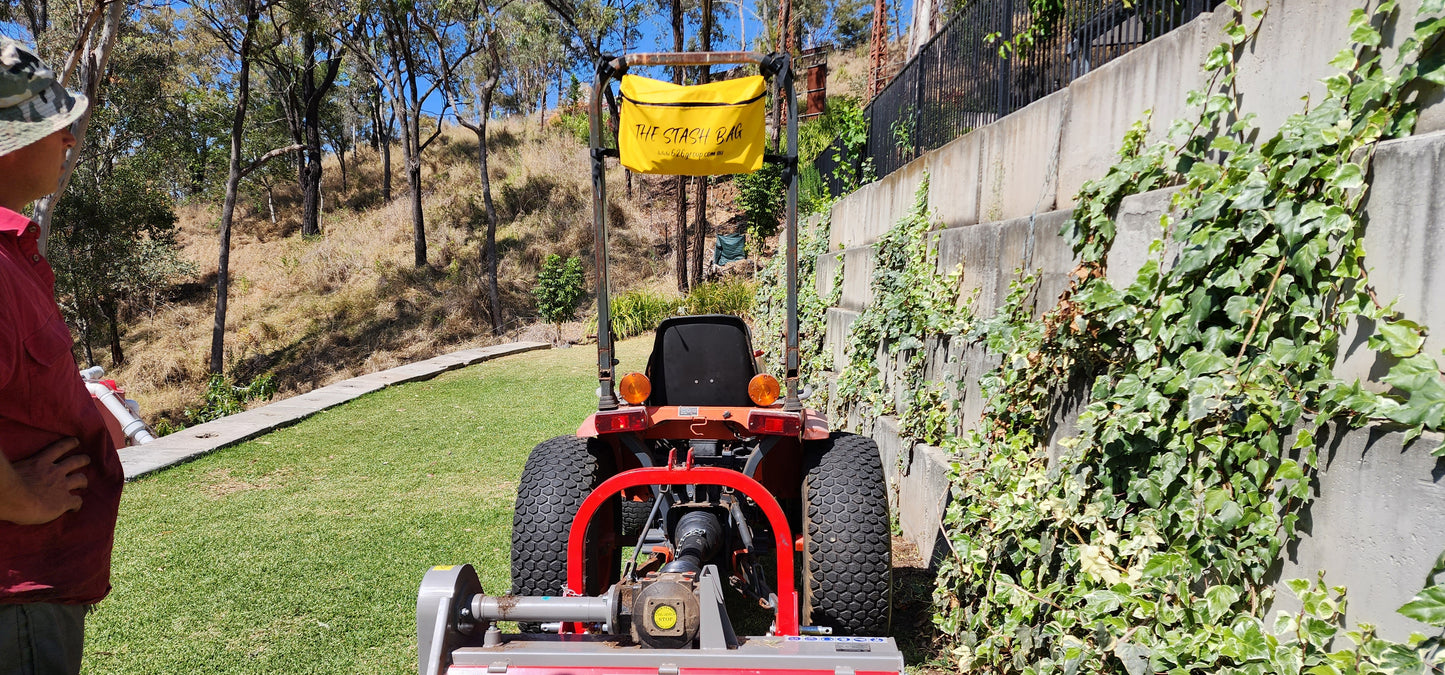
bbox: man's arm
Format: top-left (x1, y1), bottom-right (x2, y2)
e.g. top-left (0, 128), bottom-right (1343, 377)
top-left (0, 437), bottom-right (88, 525)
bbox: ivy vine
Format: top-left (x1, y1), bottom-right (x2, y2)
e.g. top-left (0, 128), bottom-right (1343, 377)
top-left (762, 0), bottom-right (1445, 672)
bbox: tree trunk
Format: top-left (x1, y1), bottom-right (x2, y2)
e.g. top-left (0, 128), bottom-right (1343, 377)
top-left (369, 93), bottom-right (383, 152)
top-left (675, 176), bottom-right (689, 293)
top-left (337, 143), bottom-right (348, 192)
top-left (671, 0), bottom-right (688, 293)
top-left (477, 48), bottom-right (504, 334)
top-left (33, 0), bottom-right (124, 255)
top-left (381, 113), bottom-right (393, 202)
top-left (692, 177), bottom-right (708, 285)
top-left (691, 0), bottom-right (713, 287)
top-left (299, 32), bottom-right (342, 237)
top-left (105, 299), bottom-right (123, 366)
top-left (408, 160), bottom-right (425, 266)
top-left (211, 0), bottom-right (260, 374)
top-left (478, 117), bottom-right (502, 333)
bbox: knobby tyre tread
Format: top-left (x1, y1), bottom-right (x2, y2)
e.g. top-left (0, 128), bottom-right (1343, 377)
top-left (801, 432), bottom-right (892, 636)
top-left (511, 435), bottom-right (619, 618)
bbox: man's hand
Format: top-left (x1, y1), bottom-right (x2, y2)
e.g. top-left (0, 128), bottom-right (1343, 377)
top-left (0, 437), bottom-right (89, 525)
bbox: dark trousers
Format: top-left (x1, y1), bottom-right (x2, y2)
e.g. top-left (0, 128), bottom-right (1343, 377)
top-left (0, 604), bottom-right (86, 675)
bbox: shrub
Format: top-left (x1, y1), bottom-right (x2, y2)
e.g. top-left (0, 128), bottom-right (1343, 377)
top-left (683, 280), bottom-right (755, 319)
top-left (534, 254), bottom-right (587, 340)
top-left (552, 110), bottom-right (590, 145)
top-left (185, 373), bottom-right (277, 425)
top-left (607, 290), bottom-right (682, 340)
top-left (735, 162), bottom-right (785, 241)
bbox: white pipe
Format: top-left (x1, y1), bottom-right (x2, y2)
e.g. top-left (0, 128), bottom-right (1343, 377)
top-left (80, 367), bottom-right (157, 445)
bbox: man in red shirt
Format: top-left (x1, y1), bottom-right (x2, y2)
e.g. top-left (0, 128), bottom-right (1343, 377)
top-left (0, 38), bottom-right (125, 675)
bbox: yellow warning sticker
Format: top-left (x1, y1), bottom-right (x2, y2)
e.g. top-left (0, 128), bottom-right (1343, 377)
top-left (653, 605), bottom-right (678, 630)
top-left (433, 565), bottom-right (454, 571)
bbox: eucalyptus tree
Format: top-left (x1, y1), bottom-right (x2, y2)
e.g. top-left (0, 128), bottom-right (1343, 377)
top-left (256, 2), bottom-right (345, 237)
top-left (431, 0), bottom-right (511, 333)
top-left (494, 1), bottom-right (567, 131)
top-left (6, 0), bottom-right (127, 255)
top-left (43, 10), bottom-right (197, 367)
top-left (333, 0), bottom-right (482, 268)
top-left (322, 85), bottom-right (358, 193)
top-left (196, 0), bottom-right (304, 373)
top-left (671, 0), bottom-right (689, 292)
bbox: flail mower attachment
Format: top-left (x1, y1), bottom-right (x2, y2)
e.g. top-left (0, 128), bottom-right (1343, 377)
top-left (417, 459), bottom-right (903, 674)
top-left (418, 563), bottom-right (903, 675)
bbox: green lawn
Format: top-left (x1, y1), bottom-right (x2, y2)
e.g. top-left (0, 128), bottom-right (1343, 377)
top-left (86, 339), bottom-right (652, 674)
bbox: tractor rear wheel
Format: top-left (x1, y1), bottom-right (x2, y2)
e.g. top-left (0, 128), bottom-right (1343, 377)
top-left (511, 436), bottom-right (620, 611)
top-left (801, 432), bottom-right (892, 636)
top-left (620, 497), bottom-right (654, 539)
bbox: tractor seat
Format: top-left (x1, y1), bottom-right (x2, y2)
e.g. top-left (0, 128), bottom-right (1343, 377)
top-left (644, 315), bottom-right (757, 407)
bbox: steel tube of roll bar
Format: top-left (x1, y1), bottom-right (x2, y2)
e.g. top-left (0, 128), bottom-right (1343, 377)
top-left (614, 51), bottom-right (767, 68)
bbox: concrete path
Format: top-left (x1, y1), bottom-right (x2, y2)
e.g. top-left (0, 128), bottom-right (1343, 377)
top-left (120, 341), bottom-right (551, 480)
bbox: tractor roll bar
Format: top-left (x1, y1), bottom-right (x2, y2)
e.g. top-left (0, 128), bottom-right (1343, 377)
top-left (609, 51), bottom-right (771, 68)
top-left (589, 52), bottom-right (802, 412)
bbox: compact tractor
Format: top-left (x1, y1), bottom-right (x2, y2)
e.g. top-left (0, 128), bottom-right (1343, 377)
top-left (417, 51), bottom-right (902, 675)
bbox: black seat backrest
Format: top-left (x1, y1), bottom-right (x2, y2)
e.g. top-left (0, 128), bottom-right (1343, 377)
top-left (645, 315), bottom-right (757, 407)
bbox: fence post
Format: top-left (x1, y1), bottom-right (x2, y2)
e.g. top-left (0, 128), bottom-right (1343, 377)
top-left (914, 46), bottom-right (926, 160)
top-left (996, 0), bottom-right (1013, 120)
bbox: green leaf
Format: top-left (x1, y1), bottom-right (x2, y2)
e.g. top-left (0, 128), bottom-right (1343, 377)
top-left (1332, 162), bottom-right (1365, 190)
top-left (1351, 21), bottom-right (1382, 48)
top-left (1397, 585), bottom-right (1445, 626)
top-left (1276, 459), bottom-right (1305, 481)
top-left (1203, 585), bottom-right (1242, 623)
top-left (1182, 350), bottom-right (1232, 378)
top-left (1113, 641), bottom-right (1152, 675)
top-left (1376, 320), bottom-right (1426, 357)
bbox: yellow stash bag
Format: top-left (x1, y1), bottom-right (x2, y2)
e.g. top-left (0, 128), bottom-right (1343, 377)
top-left (618, 74), bottom-right (767, 176)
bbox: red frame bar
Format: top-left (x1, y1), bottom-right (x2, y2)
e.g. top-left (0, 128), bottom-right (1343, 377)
top-left (566, 466), bottom-right (799, 636)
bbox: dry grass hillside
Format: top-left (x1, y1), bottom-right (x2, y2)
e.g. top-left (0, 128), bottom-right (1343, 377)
top-left (112, 117), bottom-right (747, 427)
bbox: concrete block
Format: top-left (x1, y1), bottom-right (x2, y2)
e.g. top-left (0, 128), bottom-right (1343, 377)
top-left (935, 221), bottom-right (1003, 317)
top-left (1223, 0), bottom-right (1445, 138)
top-left (952, 340), bottom-right (999, 434)
top-left (1058, 12), bottom-right (1211, 209)
top-left (313, 379), bottom-right (388, 397)
top-left (838, 246), bottom-right (877, 312)
top-left (994, 210), bottom-right (1076, 317)
top-left (1336, 131), bottom-right (1445, 387)
top-left (927, 130), bottom-right (985, 229)
top-left (875, 416), bottom-right (953, 564)
top-left (1109, 186), bottom-right (1183, 289)
top-left (825, 308), bottom-right (861, 380)
top-left (1026, 211), bottom-right (1080, 315)
top-left (874, 415), bottom-right (905, 516)
top-left (828, 156), bottom-right (929, 250)
top-left (900, 441), bottom-right (953, 565)
top-left (815, 250), bottom-right (843, 299)
top-left (461, 342), bottom-right (549, 363)
top-left (1273, 426), bottom-right (1445, 641)
top-left (977, 90), bottom-right (1071, 224)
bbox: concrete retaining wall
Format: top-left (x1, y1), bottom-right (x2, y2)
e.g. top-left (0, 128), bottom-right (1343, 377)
top-left (821, 2), bottom-right (1445, 639)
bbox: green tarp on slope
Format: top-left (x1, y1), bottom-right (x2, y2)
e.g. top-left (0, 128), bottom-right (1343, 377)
top-left (714, 233), bottom-right (746, 266)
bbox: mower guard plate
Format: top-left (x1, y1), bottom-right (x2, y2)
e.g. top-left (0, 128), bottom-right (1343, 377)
top-left (445, 634), bottom-right (904, 674)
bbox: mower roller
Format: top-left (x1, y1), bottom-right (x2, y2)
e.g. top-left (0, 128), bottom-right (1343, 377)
top-left (417, 50), bottom-right (902, 675)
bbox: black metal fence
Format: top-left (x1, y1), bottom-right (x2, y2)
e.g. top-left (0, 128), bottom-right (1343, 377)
top-left (818, 0), bottom-right (1215, 197)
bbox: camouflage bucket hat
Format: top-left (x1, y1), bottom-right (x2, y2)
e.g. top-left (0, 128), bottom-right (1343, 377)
top-left (1, 38), bottom-right (88, 156)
